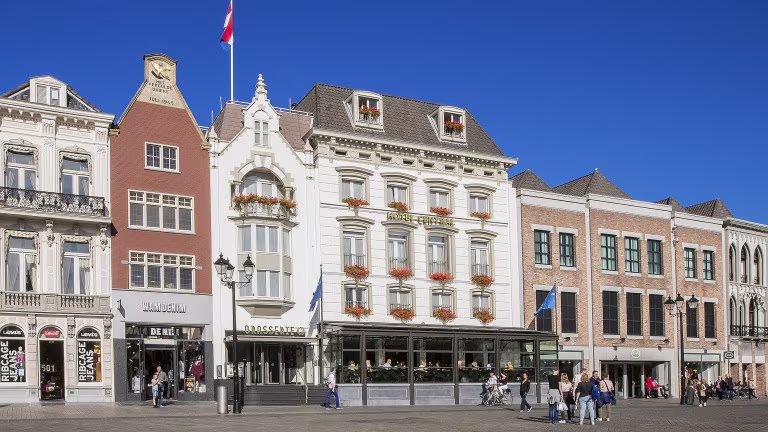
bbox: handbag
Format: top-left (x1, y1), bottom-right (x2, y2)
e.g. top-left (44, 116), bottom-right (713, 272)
top-left (558, 401), bottom-right (568, 412)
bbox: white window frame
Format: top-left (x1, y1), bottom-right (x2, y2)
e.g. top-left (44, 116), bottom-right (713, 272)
top-left (5, 236), bottom-right (37, 292)
top-left (254, 225), bottom-right (279, 253)
top-left (428, 188), bottom-right (451, 210)
top-left (62, 241), bottom-right (91, 295)
top-left (387, 230), bottom-right (409, 270)
top-left (254, 121), bottom-right (270, 147)
top-left (344, 283), bottom-right (368, 308)
top-left (5, 149), bottom-right (37, 190)
top-left (34, 84), bottom-right (63, 106)
top-left (470, 239), bottom-right (491, 276)
top-left (128, 190), bottom-right (194, 234)
top-left (343, 230), bottom-right (366, 267)
top-left (428, 234), bottom-right (449, 274)
top-left (469, 193), bottom-right (489, 214)
top-left (388, 286), bottom-right (412, 309)
top-left (435, 106), bottom-right (467, 142)
top-left (129, 251), bottom-right (195, 291)
top-left (144, 142), bottom-right (179, 173)
top-left (431, 288), bottom-right (454, 310)
top-left (341, 177), bottom-right (366, 201)
top-left (61, 156), bottom-right (90, 196)
top-left (386, 183), bottom-right (409, 206)
top-left (349, 91), bottom-right (384, 129)
top-left (471, 290), bottom-right (493, 312)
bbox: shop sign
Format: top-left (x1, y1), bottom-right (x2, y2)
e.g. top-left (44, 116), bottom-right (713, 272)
top-left (0, 325), bottom-right (24, 338)
top-left (40, 327), bottom-right (62, 339)
top-left (77, 328), bottom-right (100, 340)
top-left (0, 338), bottom-right (26, 383)
top-left (630, 349), bottom-right (641, 360)
top-left (386, 212), bottom-right (454, 227)
top-left (147, 327), bottom-right (182, 339)
top-left (724, 351), bottom-right (735, 360)
top-left (77, 341), bottom-right (97, 382)
top-left (141, 302), bottom-right (188, 314)
top-left (243, 325), bottom-right (306, 336)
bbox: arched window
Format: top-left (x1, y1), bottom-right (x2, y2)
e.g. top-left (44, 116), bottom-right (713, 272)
top-left (754, 247), bottom-right (763, 286)
top-left (749, 298), bottom-right (758, 330)
top-left (240, 170), bottom-right (284, 198)
top-left (730, 297), bottom-right (738, 330)
top-left (729, 244), bottom-right (737, 282)
top-left (741, 245), bottom-right (750, 283)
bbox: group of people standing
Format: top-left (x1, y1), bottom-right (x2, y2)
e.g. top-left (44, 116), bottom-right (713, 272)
top-left (546, 369), bottom-right (616, 425)
top-left (712, 375), bottom-right (758, 401)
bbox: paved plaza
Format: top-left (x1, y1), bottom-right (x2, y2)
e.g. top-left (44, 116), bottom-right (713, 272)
top-left (2, 398), bottom-right (767, 432)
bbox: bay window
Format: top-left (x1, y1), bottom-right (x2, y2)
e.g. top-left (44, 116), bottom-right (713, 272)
top-left (255, 225), bottom-right (279, 253)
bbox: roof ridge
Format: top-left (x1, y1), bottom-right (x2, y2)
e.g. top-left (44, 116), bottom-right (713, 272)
top-left (552, 170), bottom-right (595, 190)
top-left (312, 83), bottom-right (462, 110)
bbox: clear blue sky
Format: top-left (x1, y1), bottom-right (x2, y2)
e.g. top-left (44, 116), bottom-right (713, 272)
top-left (3, 1), bottom-right (767, 222)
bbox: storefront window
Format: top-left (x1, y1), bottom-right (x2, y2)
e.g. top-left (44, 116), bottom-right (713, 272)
top-left (0, 325), bottom-right (26, 383)
top-left (127, 341), bottom-right (142, 393)
top-left (458, 338), bottom-right (494, 382)
top-left (328, 336), bottom-right (361, 384)
top-left (76, 328), bottom-right (102, 382)
top-left (499, 339), bottom-right (535, 382)
top-left (539, 339), bottom-right (559, 382)
top-left (365, 336), bottom-right (408, 383)
top-left (413, 337), bottom-right (453, 383)
top-left (179, 341), bottom-right (206, 393)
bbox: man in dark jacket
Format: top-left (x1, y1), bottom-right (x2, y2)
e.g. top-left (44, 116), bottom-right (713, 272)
top-left (726, 375), bottom-right (735, 400)
top-left (519, 372), bottom-right (532, 412)
top-left (590, 370), bottom-right (601, 420)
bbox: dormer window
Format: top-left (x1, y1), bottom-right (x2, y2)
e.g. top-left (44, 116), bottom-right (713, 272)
top-left (434, 107), bottom-right (467, 142)
top-left (443, 112), bottom-right (464, 136)
top-left (34, 84), bottom-right (63, 107)
top-left (348, 91), bottom-right (384, 130)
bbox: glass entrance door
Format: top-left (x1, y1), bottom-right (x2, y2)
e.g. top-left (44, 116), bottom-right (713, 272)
top-left (39, 340), bottom-right (65, 400)
top-left (603, 363), bottom-right (626, 399)
top-left (144, 347), bottom-right (176, 400)
top-left (265, 345), bottom-right (281, 384)
top-left (283, 344), bottom-right (305, 384)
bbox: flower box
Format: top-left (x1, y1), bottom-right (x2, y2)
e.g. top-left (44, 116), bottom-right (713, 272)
top-left (390, 306), bottom-right (415, 322)
top-left (430, 272), bottom-right (453, 284)
top-left (345, 305), bottom-right (372, 319)
top-left (432, 307), bottom-right (456, 323)
top-left (473, 308), bottom-right (495, 325)
top-left (430, 206), bottom-right (452, 216)
top-left (470, 211), bottom-right (491, 221)
top-left (232, 194), bottom-right (280, 207)
top-left (342, 197), bottom-right (369, 208)
top-left (360, 105), bottom-right (380, 120)
top-left (471, 274), bottom-right (494, 288)
top-left (279, 198), bottom-right (298, 210)
top-left (344, 265), bottom-right (370, 280)
top-left (388, 267), bottom-right (413, 279)
top-left (444, 121), bottom-right (464, 134)
top-left (387, 201), bottom-right (409, 212)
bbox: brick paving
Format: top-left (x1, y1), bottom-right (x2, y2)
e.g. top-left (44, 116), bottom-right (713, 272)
top-left (1, 398), bottom-right (766, 432)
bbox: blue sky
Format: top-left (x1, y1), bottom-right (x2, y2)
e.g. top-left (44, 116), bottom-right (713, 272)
top-left (3, 1), bottom-right (767, 222)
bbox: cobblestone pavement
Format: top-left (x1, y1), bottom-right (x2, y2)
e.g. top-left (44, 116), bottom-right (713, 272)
top-left (1, 398), bottom-right (766, 432)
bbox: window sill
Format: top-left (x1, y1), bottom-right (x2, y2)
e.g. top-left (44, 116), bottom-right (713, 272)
top-left (561, 333), bottom-right (579, 339)
top-left (535, 264), bottom-right (552, 270)
top-left (625, 335), bottom-right (644, 340)
top-left (650, 336), bottom-right (667, 341)
top-left (686, 337), bottom-right (700, 342)
top-left (237, 297), bottom-right (295, 317)
top-left (625, 272), bottom-right (641, 277)
top-left (703, 279), bottom-right (715, 284)
top-left (353, 120), bottom-right (384, 131)
top-left (601, 270), bottom-right (619, 275)
top-left (559, 266), bottom-right (577, 272)
top-left (684, 278), bottom-right (699, 283)
top-left (144, 166), bottom-right (180, 174)
top-left (603, 334), bottom-right (621, 339)
top-left (705, 338), bottom-right (718, 343)
top-left (127, 226), bottom-right (196, 235)
top-left (128, 287), bottom-right (197, 294)
top-left (648, 274), bottom-right (665, 279)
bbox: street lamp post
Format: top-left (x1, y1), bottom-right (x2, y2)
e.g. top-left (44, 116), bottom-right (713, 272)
top-left (214, 253), bottom-right (254, 414)
top-left (664, 293), bottom-right (699, 405)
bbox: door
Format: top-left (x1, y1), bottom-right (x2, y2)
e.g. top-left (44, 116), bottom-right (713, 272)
top-left (603, 363), bottom-right (626, 399)
top-left (284, 345), bottom-right (305, 384)
top-left (39, 340), bottom-right (65, 400)
top-left (265, 345), bottom-right (281, 384)
top-left (627, 364), bottom-right (644, 398)
top-left (144, 347), bottom-right (176, 400)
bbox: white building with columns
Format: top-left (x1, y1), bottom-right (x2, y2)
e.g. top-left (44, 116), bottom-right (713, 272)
top-left (0, 76), bottom-right (115, 402)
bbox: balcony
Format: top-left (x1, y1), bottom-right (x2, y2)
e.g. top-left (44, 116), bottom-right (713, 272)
top-left (471, 263), bottom-right (491, 277)
top-left (730, 325), bottom-right (768, 340)
top-left (0, 187), bottom-right (106, 218)
top-left (234, 202), bottom-right (295, 221)
top-left (388, 257), bottom-right (409, 271)
top-left (0, 292), bottom-right (111, 315)
top-left (428, 260), bottom-right (449, 275)
top-left (343, 254), bottom-right (367, 267)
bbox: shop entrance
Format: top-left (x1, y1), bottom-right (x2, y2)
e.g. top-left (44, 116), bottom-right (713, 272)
top-left (144, 346), bottom-right (176, 401)
top-left (602, 361), bottom-right (668, 399)
top-left (234, 342), bottom-right (308, 385)
top-left (39, 340), bottom-right (65, 400)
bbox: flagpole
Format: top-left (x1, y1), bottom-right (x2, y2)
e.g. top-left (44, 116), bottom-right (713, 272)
top-left (229, 0), bottom-right (234, 102)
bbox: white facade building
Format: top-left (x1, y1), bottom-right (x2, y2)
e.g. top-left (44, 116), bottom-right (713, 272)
top-left (0, 76), bottom-right (115, 402)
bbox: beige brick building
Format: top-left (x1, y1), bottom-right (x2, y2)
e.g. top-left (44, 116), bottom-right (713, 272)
top-left (512, 169), bottom-right (726, 399)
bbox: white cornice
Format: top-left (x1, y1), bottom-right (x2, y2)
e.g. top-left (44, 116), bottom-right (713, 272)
top-left (0, 97), bottom-right (114, 125)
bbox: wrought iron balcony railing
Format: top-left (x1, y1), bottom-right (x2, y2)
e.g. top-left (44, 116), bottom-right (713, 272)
top-left (730, 325), bottom-right (768, 339)
top-left (428, 260), bottom-right (448, 275)
top-left (0, 187), bottom-right (106, 217)
top-left (343, 254), bottom-right (366, 267)
top-left (388, 257), bottom-right (409, 271)
top-left (234, 202), bottom-right (295, 220)
top-left (471, 263), bottom-right (491, 276)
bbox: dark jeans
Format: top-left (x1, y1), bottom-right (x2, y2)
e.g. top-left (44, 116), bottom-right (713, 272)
top-left (520, 393), bottom-right (531, 411)
top-left (156, 383), bottom-right (165, 406)
top-left (748, 389), bottom-right (757, 400)
top-left (548, 403), bottom-right (559, 423)
top-left (325, 387), bottom-right (340, 408)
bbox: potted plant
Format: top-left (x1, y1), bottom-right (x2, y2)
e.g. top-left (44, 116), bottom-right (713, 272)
top-left (360, 105), bottom-right (380, 121)
top-left (430, 272), bottom-right (454, 284)
top-left (343, 197), bottom-right (369, 215)
top-left (389, 267), bottom-right (413, 280)
top-left (430, 206), bottom-right (452, 217)
top-left (390, 306), bottom-right (415, 322)
top-left (344, 264), bottom-right (370, 280)
top-left (387, 201), bottom-right (409, 212)
top-left (279, 198), bottom-right (297, 211)
top-left (432, 307), bottom-right (457, 324)
top-left (470, 211), bottom-right (491, 221)
top-left (444, 121), bottom-right (464, 134)
top-left (345, 304), bottom-right (372, 320)
top-left (473, 308), bottom-right (495, 325)
top-left (471, 274), bottom-right (494, 290)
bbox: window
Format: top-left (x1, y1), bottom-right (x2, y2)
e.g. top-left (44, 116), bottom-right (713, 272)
top-left (61, 157), bottom-right (89, 196)
top-left (6, 237), bottom-right (36, 292)
top-left (428, 189), bottom-right (450, 210)
top-left (341, 178), bottom-right (365, 200)
top-left (684, 248), bottom-right (697, 279)
top-left (470, 239), bottom-right (491, 276)
top-left (740, 245), bottom-right (749, 283)
top-left (428, 235), bottom-right (448, 274)
top-left (283, 273), bottom-right (291, 300)
top-left (535, 290), bottom-right (553, 332)
top-left (705, 302), bottom-right (716, 339)
top-left (602, 291), bottom-right (619, 335)
top-left (729, 245), bottom-right (736, 282)
top-left (559, 233), bottom-right (575, 268)
top-left (754, 247), bottom-right (763, 285)
top-left (442, 110), bottom-right (465, 138)
top-left (387, 231), bottom-right (408, 270)
top-left (703, 250), bottom-right (715, 281)
top-left (129, 191), bottom-right (193, 233)
top-left (561, 292), bottom-right (577, 334)
top-left (343, 230), bottom-right (366, 267)
top-left (129, 252), bottom-right (194, 291)
top-left (469, 194), bottom-right (489, 214)
top-left (601, 234), bottom-right (617, 271)
top-left (0, 325), bottom-right (26, 382)
top-left (472, 291), bottom-right (492, 315)
top-left (686, 303), bottom-right (699, 338)
top-left (62, 241), bottom-right (90, 295)
top-left (145, 143), bottom-right (178, 172)
top-left (649, 294), bottom-right (664, 337)
top-left (76, 329), bottom-right (102, 383)
top-left (432, 288), bottom-right (453, 310)
top-left (241, 171), bottom-right (283, 198)
top-left (35, 84), bottom-right (61, 106)
top-left (356, 95), bottom-right (381, 125)
top-left (5, 150), bottom-right (36, 190)
top-left (625, 237), bottom-right (640, 273)
top-left (626, 292), bottom-right (642, 336)
top-left (282, 229), bottom-right (290, 256)
top-left (345, 284), bottom-right (367, 307)
top-left (254, 121), bottom-right (270, 146)
top-left (238, 225), bottom-right (251, 252)
top-left (254, 270), bottom-right (280, 297)
top-left (386, 184), bottom-right (408, 205)
top-left (534, 230), bottom-right (551, 265)
top-left (389, 287), bottom-right (412, 309)
top-left (254, 225), bottom-right (279, 253)
top-left (648, 239), bottom-right (663, 275)
top-left (366, 336), bottom-right (408, 383)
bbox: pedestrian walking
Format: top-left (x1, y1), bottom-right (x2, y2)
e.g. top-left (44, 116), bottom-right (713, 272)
top-left (696, 380), bottom-right (708, 407)
top-left (155, 366), bottom-right (168, 407)
top-left (575, 373), bottom-right (595, 426)
top-left (150, 373), bottom-right (159, 408)
top-left (726, 375), bottom-right (735, 400)
top-left (325, 367), bottom-right (342, 410)
top-left (559, 373), bottom-right (575, 423)
top-left (599, 372), bottom-right (616, 421)
top-left (589, 370), bottom-right (601, 420)
top-left (547, 369), bottom-right (562, 424)
top-left (519, 372), bottom-right (532, 412)
top-left (747, 379), bottom-right (758, 400)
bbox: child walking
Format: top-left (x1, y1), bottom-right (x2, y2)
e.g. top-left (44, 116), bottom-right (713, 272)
top-left (151, 373), bottom-right (159, 408)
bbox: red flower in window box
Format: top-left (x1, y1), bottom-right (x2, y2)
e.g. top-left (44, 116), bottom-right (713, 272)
top-left (342, 197), bottom-right (369, 208)
top-left (471, 274), bottom-right (494, 288)
top-left (345, 305), bottom-right (372, 320)
top-left (444, 121), bottom-right (464, 134)
top-left (387, 201), bottom-right (409, 212)
top-left (344, 265), bottom-right (370, 280)
top-left (430, 272), bottom-right (453, 284)
top-left (390, 306), bottom-right (415, 322)
top-left (360, 105), bottom-right (380, 119)
top-left (232, 194), bottom-right (253, 207)
top-left (470, 211), bottom-right (491, 221)
top-left (432, 307), bottom-right (456, 323)
top-left (279, 198), bottom-right (297, 210)
top-left (430, 206), bottom-right (452, 216)
top-left (473, 308), bottom-right (495, 325)
top-left (388, 267), bottom-right (413, 280)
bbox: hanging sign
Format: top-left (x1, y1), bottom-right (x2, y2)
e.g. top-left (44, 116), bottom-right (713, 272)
top-left (386, 212), bottom-right (454, 226)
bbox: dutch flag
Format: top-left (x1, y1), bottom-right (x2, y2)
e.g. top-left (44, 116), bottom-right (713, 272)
top-left (219, 0), bottom-right (233, 50)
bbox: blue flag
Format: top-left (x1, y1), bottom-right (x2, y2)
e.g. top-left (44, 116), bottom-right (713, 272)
top-left (309, 272), bottom-right (322, 312)
top-left (535, 285), bottom-right (557, 316)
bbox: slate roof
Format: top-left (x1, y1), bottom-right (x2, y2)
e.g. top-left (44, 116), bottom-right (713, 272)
top-left (210, 101), bottom-right (312, 151)
top-left (277, 110), bottom-right (312, 151)
top-left (553, 170), bottom-right (631, 199)
top-left (509, 169), bottom-right (553, 192)
top-left (686, 199), bottom-right (733, 219)
top-left (294, 84), bottom-right (505, 157)
top-left (211, 102), bottom-right (246, 142)
top-left (656, 197), bottom-right (688, 212)
top-left (1, 76), bottom-right (100, 112)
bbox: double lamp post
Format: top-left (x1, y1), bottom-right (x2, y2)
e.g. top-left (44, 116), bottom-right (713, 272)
top-left (214, 252), bottom-right (254, 414)
top-left (664, 293), bottom-right (699, 405)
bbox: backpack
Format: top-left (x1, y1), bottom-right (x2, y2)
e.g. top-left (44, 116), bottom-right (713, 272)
top-left (591, 383), bottom-right (601, 403)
